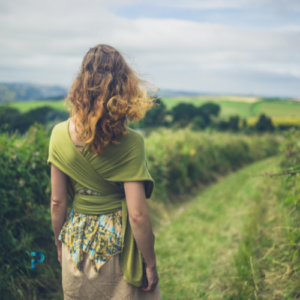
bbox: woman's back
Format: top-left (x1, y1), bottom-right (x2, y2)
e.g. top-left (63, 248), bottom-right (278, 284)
top-left (48, 44), bottom-right (161, 299)
top-left (59, 116), bottom-right (123, 273)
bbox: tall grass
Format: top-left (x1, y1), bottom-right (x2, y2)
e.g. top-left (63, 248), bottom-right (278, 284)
top-left (222, 129), bottom-right (300, 299)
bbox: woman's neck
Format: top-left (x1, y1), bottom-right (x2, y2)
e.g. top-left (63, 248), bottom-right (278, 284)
top-left (69, 116), bottom-right (85, 148)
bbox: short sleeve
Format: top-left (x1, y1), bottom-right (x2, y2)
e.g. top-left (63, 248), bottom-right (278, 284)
top-left (47, 125), bottom-right (56, 166)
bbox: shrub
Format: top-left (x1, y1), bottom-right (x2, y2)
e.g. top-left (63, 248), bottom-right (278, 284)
top-left (0, 124), bottom-right (62, 299)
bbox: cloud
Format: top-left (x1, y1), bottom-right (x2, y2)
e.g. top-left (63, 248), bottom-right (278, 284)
top-left (0, 0), bottom-right (299, 96)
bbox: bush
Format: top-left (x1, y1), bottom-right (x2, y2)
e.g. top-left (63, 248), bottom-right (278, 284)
top-left (171, 102), bottom-right (221, 129)
top-left (145, 128), bottom-right (280, 202)
top-left (0, 124), bottom-right (63, 299)
top-left (255, 114), bottom-right (274, 132)
top-left (0, 106), bottom-right (22, 131)
top-left (138, 98), bottom-right (168, 128)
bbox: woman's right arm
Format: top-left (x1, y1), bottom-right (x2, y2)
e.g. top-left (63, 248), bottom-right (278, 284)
top-left (124, 181), bottom-right (159, 292)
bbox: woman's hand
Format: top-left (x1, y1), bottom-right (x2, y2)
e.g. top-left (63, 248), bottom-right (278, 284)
top-left (56, 242), bottom-right (62, 267)
top-left (140, 265), bottom-right (159, 292)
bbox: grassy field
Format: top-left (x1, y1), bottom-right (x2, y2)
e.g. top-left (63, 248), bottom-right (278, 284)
top-left (161, 96), bottom-right (256, 118)
top-left (3, 95), bottom-right (300, 126)
top-left (252, 100), bottom-right (300, 117)
top-left (4, 99), bottom-right (68, 112)
top-left (163, 96), bottom-right (300, 126)
top-left (155, 156), bottom-right (283, 299)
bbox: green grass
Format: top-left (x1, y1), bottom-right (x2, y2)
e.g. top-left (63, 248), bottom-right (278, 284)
top-left (252, 100), bottom-right (300, 117)
top-left (155, 156), bottom-right (281, 300)
top-left (3, 97), bottom-right (300, 121)
top-left (162, 97), bottom-right (254, 118)
top-left (5, 99), bottom-right (67, 112)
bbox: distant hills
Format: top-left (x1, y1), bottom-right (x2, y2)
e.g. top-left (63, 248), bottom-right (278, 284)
top-left (0, 83), bottom-right (206, 102)
top-left (0, 82), bottom-right (295, 103)
top-left (0, 83), bottom-right (68, 102)
top-left (155, 90), bottom-right (204, 97)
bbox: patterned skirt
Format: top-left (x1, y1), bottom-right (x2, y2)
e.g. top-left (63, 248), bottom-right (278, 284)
top-left (62, 242), bottom-right (162, 300)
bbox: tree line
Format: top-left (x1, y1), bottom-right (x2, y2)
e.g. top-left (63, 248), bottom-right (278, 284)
top-left (137, 98), bottom-right (280, 133)
top-left (0, 98), bottom-right (295, 134)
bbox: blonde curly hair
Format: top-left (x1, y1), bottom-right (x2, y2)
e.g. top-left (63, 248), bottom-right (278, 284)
top-left (65, 44), bottom-right (156, 155)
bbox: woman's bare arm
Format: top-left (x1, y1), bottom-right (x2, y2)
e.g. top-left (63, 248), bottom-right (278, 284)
top-left (124, 181), bottom-right (158, 291)
top-left (50, 163), bottom-right (68, 246)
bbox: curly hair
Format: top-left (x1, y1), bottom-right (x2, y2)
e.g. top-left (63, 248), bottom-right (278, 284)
top-left (65, 44), bottom-right (156, 155)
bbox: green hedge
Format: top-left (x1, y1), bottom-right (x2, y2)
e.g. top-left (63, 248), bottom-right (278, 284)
top-left (0, 124), bottom-right (61, 299)
top-left (0, 123), bottom-right (281, 299)
top-left (146, 128), bottom-right (280, 202)
top-left (277, 129), bottom-right (300, 298)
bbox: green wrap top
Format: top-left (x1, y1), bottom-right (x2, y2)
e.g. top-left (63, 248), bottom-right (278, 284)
top-left (47, 118), bottom-right (154, 287)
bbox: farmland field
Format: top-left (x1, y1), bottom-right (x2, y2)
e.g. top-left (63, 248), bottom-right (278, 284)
top-left (4, 99), bottom-right (68, 112)
top-left (2, 95), bottom-right (300, 126)
top-left (252, 100), bottom-right (300, 117)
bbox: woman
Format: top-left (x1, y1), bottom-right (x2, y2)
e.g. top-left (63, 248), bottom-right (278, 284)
top-left (47, 44), bottom-right (161, 299)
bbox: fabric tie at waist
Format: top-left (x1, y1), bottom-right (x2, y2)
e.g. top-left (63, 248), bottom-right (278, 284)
top-left (73, 193), bottom-right (125, 214)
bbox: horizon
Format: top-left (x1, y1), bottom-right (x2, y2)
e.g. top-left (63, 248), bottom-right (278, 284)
top-left (0, 82), bottom-right (299, 100)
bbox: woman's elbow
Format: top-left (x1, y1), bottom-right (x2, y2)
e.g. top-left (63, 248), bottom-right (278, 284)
top-left (129, 211), bottom-right (148, 226)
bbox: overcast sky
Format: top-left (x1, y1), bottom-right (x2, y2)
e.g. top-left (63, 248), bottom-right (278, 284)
top-left (1, 0), bottom-right (300, 97)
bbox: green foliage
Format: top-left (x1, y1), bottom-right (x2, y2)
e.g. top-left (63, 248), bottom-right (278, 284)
top-left (171, 103), bottom-right (197, 123)
top-left (218, 115), bottom-right (240, 131)
top-left (280, 129), bottom-right (300, 169)
top-left (0, 106), bottom-right (22, 131)
top-left (198, 102), bottom-right (220, 117)
top-left (191, 116), bottom-right (206, 130)
top-left (145, 128), bottom-right (280, 203)
top-left (0, 106), bottom-right (68, 134)
top-left (277, 130), bottom-right (300, 298)
top-left (171, 102), bottom-right (221, 129)
top-left (138, 98), bottom-right (168, 128)
top-left (0, 124), bottom-right (63, 299)
top-left (255, 114), bottom-right (274, 132)
top-left (222, 129), bottom-right (300, 299)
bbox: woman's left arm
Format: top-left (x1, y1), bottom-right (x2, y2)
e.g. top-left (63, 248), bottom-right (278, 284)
top-left (50, 163), bottom-right (68, 249)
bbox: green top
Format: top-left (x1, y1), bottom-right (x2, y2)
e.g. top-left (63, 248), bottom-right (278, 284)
top-left (47, 118), bottom-right (154, 287)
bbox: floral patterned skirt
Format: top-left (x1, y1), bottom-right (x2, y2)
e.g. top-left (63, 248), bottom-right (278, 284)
top-left (58, 206), bottom-right (123, 274)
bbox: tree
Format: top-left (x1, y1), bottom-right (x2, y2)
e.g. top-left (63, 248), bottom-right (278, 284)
top-left (198, 102), bottom-right (220, 117)
top-left (191, 116), bottom-right (206, 130)
top-left (10, 106), bottom-right (55, 134)
top-left (0, 107), bottom-right (22, 131)
top-left (139, 98), bottom-right (167, 127)
top-left (228, 116), bottom-right (240, 131)
top-left (171, 103), bottom-right (197, 123)
top-left (218, 116), bottom-right (240, 131)
top-left (255, 114), bottom-right (274, 132)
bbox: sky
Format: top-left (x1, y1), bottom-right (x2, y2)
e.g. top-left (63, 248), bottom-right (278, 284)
top-left (0, 0), bottom-right (300, 97)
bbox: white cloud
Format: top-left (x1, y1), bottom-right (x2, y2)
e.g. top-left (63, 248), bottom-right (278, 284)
top-left (0, 0), bottom-right (299, 96)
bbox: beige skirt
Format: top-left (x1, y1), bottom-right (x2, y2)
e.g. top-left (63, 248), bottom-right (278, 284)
top-left (62, 242), bottom-right (161, 300)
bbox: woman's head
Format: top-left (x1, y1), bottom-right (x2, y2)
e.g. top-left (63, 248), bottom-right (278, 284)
top-left (66, 44), bottom-right (156, 155)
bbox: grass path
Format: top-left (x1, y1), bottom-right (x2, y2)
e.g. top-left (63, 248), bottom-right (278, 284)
top-left (155, 156), bottom-right (280, 300)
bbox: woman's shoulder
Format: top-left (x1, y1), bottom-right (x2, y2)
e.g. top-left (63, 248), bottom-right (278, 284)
top-left (121, 127), bottom-right (145, 144)
top-left (103, 127), bottom-right (145, 158)
top-left (51, 119), bottom-right (69, 135)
